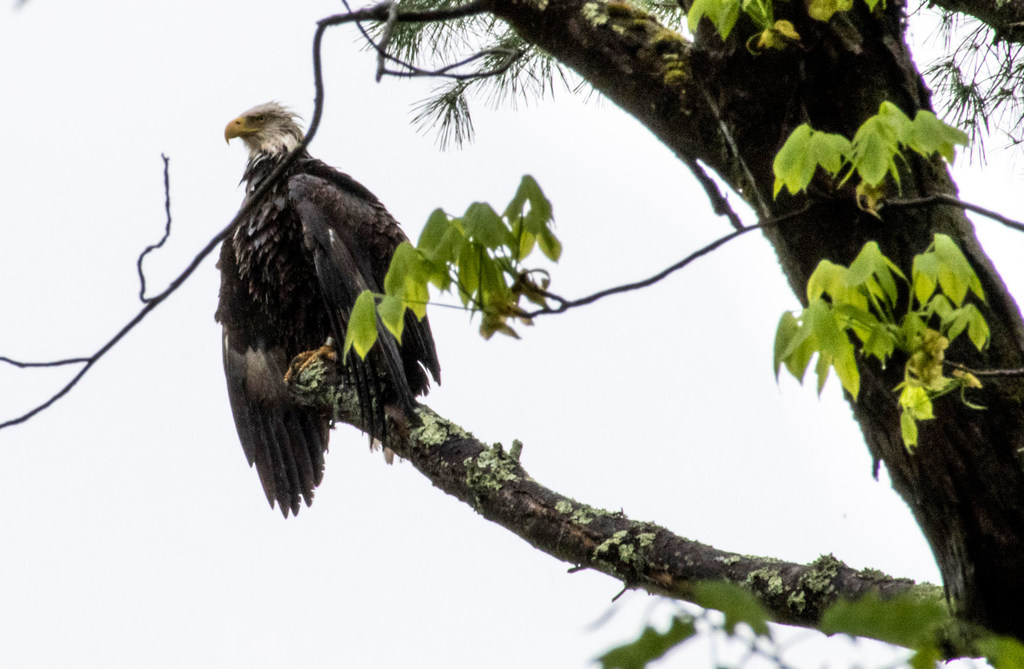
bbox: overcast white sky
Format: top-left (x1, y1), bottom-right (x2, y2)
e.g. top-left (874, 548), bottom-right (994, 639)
top-left (0, 2), bottom-right (1020, 668)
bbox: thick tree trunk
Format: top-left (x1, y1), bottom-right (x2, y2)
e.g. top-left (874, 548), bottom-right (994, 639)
top-left (488, 0), bottom-right (1024, 637)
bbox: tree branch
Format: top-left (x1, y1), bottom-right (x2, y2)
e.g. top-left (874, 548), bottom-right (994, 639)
top-left (285, 354), bottom-right (944, 638)
top-left (880, 193), bottom-right (1024, 234)
top-left (925, 0), bottom-right (1024, 45)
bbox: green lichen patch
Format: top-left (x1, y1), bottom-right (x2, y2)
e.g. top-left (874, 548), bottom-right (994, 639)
top-left (411, 408), bottom-right (471, 449)
top-left (801, 553), bottom-right (844, 597)
top-left (581, 1), bottom-right (610, 26)
top-left (464, 445), bottom-right (522, 498)
top-left (285, 353), bottom-right (344, 412)
top-left (787, 589), bottom-right (807, 613)
top-left (746, 567), bottom-right (785, 597)
top-left (592, 528), bottom-right (658, 577)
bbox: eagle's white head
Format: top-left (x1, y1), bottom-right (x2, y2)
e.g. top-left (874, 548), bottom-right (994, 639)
top-left (224, 101), bottom-right (304, 156)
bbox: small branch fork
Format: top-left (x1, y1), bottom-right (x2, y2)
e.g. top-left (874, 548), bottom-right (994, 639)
top-left (337, 0), bottom-right (524, 82)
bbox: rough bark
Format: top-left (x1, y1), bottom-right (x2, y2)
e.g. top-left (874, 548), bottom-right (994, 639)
top-left (287, 356), bottom-right (943, 639)
top-left (480, 0), bottom-right (1024, 638)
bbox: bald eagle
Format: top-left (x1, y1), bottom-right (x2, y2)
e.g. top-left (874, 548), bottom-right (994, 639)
top-left (217, 102), bottom-right (440, 517)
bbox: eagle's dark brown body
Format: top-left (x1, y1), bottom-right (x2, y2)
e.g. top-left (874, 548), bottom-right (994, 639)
top-left (217, 103), bottom-right (440, 517)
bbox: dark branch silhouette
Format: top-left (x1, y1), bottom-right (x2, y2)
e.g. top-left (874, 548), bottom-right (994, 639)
top-left (137, 154), bottom-right (174, 303)
top-left (881, 192), bottom-right (1024, 233)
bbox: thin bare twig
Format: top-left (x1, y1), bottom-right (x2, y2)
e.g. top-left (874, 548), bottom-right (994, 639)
top-left (881, 193), bottom-right (1024, 233)
top-left (0, 356), bottom-right (91, 368)
top-left (379, 47), bottom-right (525, 81)
top-left (683, 156), bottom-right (745, 231)
top-left (137, 154), bottom-right (173, 303)
top-left (525, 205), bottom-right (813, 318)
top-left (948, 361), bottom-right (1024, 377)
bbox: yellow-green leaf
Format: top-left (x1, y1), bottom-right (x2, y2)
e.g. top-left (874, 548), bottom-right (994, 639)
top-left (343, 291), bottom-right (380, 361)
top-left (377, 294), bottom-right (406, 342)
top-left (806, 0), bottom-right (854, 22)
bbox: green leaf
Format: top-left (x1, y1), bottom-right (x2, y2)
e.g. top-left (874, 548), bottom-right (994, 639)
top-left (847, 241), bottom-right (904, 307)
top-left (773, 125), bottom-right (851, 197)
top-left (384, 242), bottom-right (432, 320)
top-left (909, 643), bottom-right (943, 669)
top-left (849, 114), bottom-right (903, 187)
top-left (479, 253), bottom-right (509, 306)
top-left (785, 331), bottom-right (818, 383)
top-left (805, 0), bottom-right (853, 21)
top-left (815, 352), bottom-right (832, 396)
top-left (516, 175), bottom-right (554, 234)
top-left (965, 304), bottom-right (991, 350)
top-left (687, 0), bottom-right (741, 40)
top-left (819, 592), bottom-right (948, 648)
top-left (774, 311), bottom-right (800, 378)
top-left (456, 242), bottom-right (481, 306)
top-left (462, 202), bottom-right (510, 250)
top-left (933, 234), bottom-right (985, 305)
top-left (506, 175), bottom-right (556, 261)
top-left (342, 290), bottom-right (380, 361)
top-left (912, 251), bottom-right (940, 305)
top-left (693, 582), bottom-right (770, 636)
top-left (831, 338), bottom-right (860, 399)
top-left (418, 209), bottom-right (455, 256)
top-left (597, 616), bottom-right (697, 669)
top-left (857, 318), bottom-right (897, 363)
top-left (901, 409), bottom-right (919, 449)
top-left (908, 111), bottom-right (969, 163)
top-left (377, 294), bottom-right (407, 342)
top-left (977, 634), bottom-right (1024, 669)
top-left (900, 385), bottom-right (935, 421)
top-left (417, 208), bottom-right (467, 268)
top-left (806, 260), bottom-right (848, 302)
top-left (537, 228), bottom-right (562, 262)
top-left (740, 0), bottom-right (773, 29)
top-left (806, 299), bottom-right (844, 360)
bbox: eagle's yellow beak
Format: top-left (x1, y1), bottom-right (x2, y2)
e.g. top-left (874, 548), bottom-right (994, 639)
top-left (224, 116), bottom-right (252, 144)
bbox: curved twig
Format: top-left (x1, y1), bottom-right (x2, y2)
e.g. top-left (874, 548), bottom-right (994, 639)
top-left (137, 154), bottom-right (174, 303)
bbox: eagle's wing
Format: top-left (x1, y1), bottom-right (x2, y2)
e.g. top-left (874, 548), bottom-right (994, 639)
top-left (286, 173), bottom-right (418, 431)
top-left (222, 336), bottom-right (328, 517)
top-left (301, 162), bottom-right (441, 394)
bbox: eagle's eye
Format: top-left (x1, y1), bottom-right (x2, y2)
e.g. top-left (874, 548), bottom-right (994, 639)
top-left (256, 115), bottom-right (266, 122)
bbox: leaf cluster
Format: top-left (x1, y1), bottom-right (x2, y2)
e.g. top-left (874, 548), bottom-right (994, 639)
top-left (773, 235), bottom-right (988, 449)
top-left (600, 581), bottom-right (1024, 669)
top-left (773, 102), bottom-right (969, 202)
top-left (686, 0), bottom-right (801, 52)
top-left (343, 175), bottom-right (560, 359)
